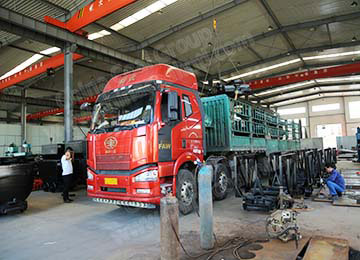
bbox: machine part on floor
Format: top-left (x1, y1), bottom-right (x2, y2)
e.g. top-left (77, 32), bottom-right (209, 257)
top-left (266, 210), bottom-right (301, 248)
top-left (0, 162), bottom-right (35, 215)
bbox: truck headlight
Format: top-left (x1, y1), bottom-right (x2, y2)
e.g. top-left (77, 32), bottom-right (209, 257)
top-left (134, 170), bottom-right (158, 182)
top-left (87, 170), bottom-right (94, 180)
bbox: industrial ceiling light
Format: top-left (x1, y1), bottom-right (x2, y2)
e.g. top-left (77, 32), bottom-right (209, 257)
top-left (208, 42), bottom-right (213, 47)
top-left (303, 50), bottom-right (360, 60)
top-left (110, 0), bottom-right (178, 31)
top-left (352, 36), bottom-right (357, 42)
top-left (268, 25), bottom-right (274, 31)
top-left (225, 58), bottom-right (301, 80)
top-left (351, 1), bottom-right (358, 7)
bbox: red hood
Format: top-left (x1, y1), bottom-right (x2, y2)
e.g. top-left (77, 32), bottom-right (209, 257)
top-left (88, 125), bottom-right (156, 171)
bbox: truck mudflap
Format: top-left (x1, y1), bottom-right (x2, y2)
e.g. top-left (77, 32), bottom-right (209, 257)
top-left (92, 197), bottom-right (156, 209)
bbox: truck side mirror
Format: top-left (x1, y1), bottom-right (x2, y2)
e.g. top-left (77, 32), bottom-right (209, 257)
top-left (80, 102), bottom-right (92, 111)
top-left (168, 92), bottom-right (179, 121)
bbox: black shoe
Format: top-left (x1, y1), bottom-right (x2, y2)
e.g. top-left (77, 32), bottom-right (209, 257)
top-left (69, 194), bottom-right (76, 197)
top-left (63, 199), bottom-right (73, 203)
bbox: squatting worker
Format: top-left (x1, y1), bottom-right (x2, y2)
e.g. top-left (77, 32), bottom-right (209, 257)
top-left (61, 147), bottom-right (74, 203)
top-left (324, 163), bottom-right (345, 201)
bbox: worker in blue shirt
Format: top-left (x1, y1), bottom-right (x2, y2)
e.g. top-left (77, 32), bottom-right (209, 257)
top-left (324, 164), bottom-right (345, 201)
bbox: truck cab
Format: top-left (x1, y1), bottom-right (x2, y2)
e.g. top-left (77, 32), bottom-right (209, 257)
top-left (86, 64), bottom-right (204, 214)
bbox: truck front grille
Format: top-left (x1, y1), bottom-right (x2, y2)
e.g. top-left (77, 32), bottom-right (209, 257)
top-left (96, 154), bottom-right (130, 170)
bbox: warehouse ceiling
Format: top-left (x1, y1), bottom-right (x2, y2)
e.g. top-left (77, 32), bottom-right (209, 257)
top-left (0, 0), bottom-right (360, 120)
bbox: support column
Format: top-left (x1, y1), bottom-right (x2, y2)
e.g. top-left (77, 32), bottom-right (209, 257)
top-left (199, 165), bottom-right (214, 250)
top-left (64, 43), bottom-right (74, 142)
top-left (20, 88), bottom-right (27, 149)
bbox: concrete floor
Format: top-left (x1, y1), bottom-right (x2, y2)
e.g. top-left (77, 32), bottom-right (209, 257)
top-left (1, 161), bottom-right (360, 260)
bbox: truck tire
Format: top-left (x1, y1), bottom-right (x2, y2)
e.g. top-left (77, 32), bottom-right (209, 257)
top-left (176, 169), bottom-right (197, 215)
top-left (213, 163), bottom-right (230, 201)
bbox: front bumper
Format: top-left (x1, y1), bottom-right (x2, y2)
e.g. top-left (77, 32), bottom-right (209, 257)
top-left (92, 198), bottom-right (156, 209)
top-left (87, 166), bottom-right (162, 206)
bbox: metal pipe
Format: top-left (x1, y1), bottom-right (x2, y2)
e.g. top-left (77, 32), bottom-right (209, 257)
top-left (160, 196), bottom-right (179, 260)
top-left (64, 43), bottom-right (73, 142)
top-left (20, 88), bottom-right (26, 150)
top-left (279, 156), bottom-right (284, 209)
top-left (199, 165), bottom-right (214, 250)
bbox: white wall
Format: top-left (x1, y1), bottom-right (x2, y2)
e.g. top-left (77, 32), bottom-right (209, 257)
top-left (0, 123), bottom-right (88, 156)
top-left (277, 96), bottom-right (360, 144)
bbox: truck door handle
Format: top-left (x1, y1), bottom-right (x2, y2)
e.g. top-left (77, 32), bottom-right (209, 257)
top-left (182, 139), bottom-right (186, 148)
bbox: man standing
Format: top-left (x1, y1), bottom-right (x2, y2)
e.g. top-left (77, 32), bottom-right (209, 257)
top-left (324, 164), bottom-right (345, 201)
top-left (61, 147), bottom-right (74, 203)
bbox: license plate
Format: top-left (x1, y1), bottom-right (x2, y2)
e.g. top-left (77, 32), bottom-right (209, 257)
top-left (104, 178), bottom-right (118, 185)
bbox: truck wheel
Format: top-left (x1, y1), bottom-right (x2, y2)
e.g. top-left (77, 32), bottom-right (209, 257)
top-left (213, 163), bottom-right (230, 201)
top-left (176, 169), bottom-right (197, 215)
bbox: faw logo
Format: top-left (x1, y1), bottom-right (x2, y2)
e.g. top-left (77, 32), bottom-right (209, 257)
top-left (104, 136), bottom-right (118, 150)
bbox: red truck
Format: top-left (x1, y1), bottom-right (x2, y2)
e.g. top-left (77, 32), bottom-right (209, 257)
top-left (86, 64), bottom-right (300, 214)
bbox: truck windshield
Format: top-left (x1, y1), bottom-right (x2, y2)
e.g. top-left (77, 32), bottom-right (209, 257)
top-left (90, 84), bottom-right (155, 133)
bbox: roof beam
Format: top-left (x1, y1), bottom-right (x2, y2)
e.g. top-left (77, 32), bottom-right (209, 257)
top-left (258, 0), bottom-right (306, 68)
top-left (326, 24), bottom-right (333, 45)
top-left (268, 88), bottom-right (360, 104)
top-left (183, 11), bottom-right (360, 67)
top-left (247, 45), bottom-right (263, 60)
top-left (0, 93), bottom-right (59, 107)
top-left (0, 7), bottom-right (149, 67)
top-left (254, 82), bottom-right (360, 100)
top-left (222, 40), bottom-right (360, 77)
top-left (274, 94), bottom-right (359, 107)
top-left (121, 0), bottom-right (249, 52)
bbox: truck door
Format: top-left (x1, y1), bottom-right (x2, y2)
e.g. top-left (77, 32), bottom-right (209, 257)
top-left (158, 90), bottom-right (186, 162)
top-left (182, 93), bottom-right (203, 156)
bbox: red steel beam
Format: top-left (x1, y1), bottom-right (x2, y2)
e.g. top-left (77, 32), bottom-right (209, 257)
top-left (44, 0), bottom-right (136, 33)
top-left (248, 62), bottom-right (360, 90)
top-left (27, 95), bottom-right (98, 121)
top-left (0, 53), bottom-right (83, 91)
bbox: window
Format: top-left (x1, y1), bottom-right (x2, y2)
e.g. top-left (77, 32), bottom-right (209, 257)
top-left (312, 103), bottom-right (340, 112)
top-left (160, 92), bottom-right (182, 122)
top-left (316, 124), bottom-right (342, 148)
top-left (349, 101), bottom-right (360, 119)
top-left (278, 107), bottom-right (306, 115)
top-left (293, 118), bottom-right (307, 127)
top-left (183, 95), bottom-right (193, 117)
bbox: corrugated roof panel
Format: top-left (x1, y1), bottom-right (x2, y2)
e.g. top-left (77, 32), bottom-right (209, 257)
top-left (46, 0), bottom-right (87, 12)
top-left (267, 0), bottom-right (356, 26)
top-left (0, 0), bottom-right (64, 21)
top-left (101, 0), bottom-right (245, 42)
top-left (149, 1), bottom-right (269, 63)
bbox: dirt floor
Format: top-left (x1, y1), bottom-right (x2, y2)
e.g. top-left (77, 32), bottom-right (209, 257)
top-left (0, 161), bottom-right (359, 260)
